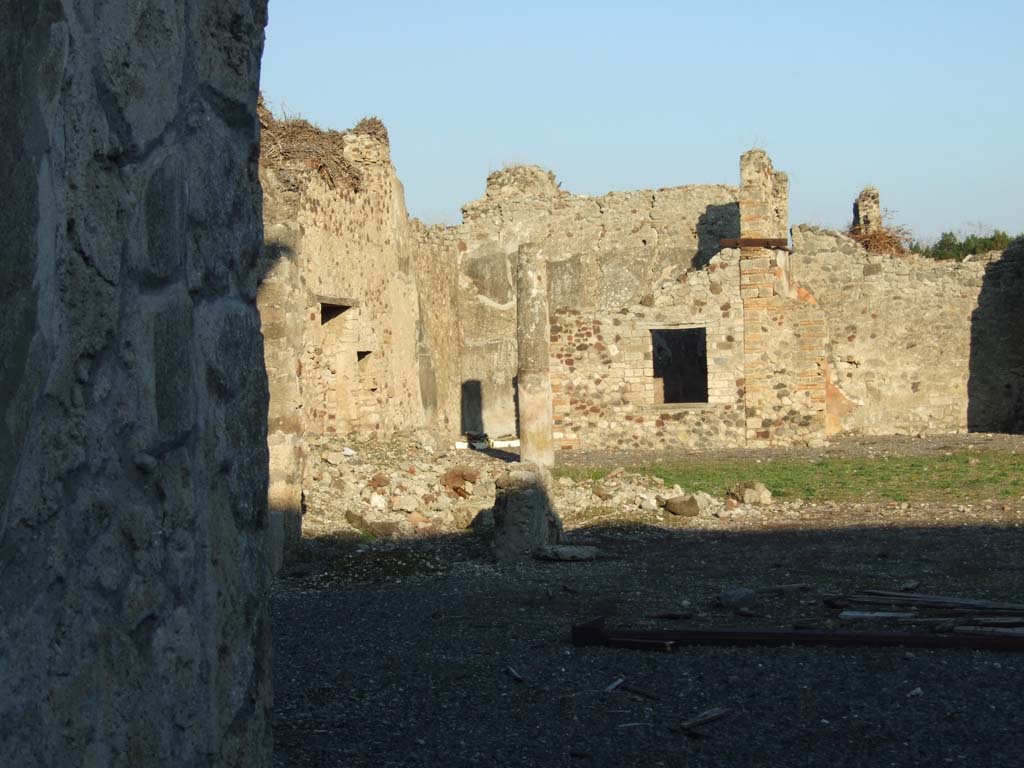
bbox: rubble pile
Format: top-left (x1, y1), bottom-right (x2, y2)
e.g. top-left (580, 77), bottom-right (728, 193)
top-left (301, 433), bottom-right (787, 540)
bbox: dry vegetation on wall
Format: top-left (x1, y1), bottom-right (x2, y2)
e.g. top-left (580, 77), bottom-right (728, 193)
top-left (847, 212), bottom-right (914, 256)
top-left (352, 116), bottom-right (389, 145)
top-left (257, 94), bottom-right (388, 191)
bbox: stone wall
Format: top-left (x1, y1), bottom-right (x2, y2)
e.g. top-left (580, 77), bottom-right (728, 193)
top-left (260, 129), bottom-right (427, 440)
top-left (258, 111), bottom-right (463, 558)
top-left (411, 222), bottom-right (463, 437)
top-left (790, 225), bottom-right (1001, 435)
top-left (432, 166), bottom-right (740, 437)
top-left (551, 254), bottom-right (747, 451)
top-left (968, 241), bottom-right (1024, 432)
top-left (1, 2), bottom-right (271, 765)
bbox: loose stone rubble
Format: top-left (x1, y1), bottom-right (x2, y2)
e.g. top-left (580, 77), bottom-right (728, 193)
top-left (295, 434), bottom-right (799, 547)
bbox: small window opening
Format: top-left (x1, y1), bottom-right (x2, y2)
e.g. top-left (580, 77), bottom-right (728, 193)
top-left (651, 328), bottom-right (708, 403)
top-left (320, 302), bottom-right (351, 325)
top-left (357, 351), bottom-right (376, 392)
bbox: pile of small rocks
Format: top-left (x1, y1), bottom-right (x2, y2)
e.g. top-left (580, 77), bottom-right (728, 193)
top-left (303, 431), bottom-right (502, 539)
top-left (301, 432), bottom-right (778, 540)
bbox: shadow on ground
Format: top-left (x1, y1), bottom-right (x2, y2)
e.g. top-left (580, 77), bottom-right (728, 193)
top-left (272, 515), bottom-right (1024, 768)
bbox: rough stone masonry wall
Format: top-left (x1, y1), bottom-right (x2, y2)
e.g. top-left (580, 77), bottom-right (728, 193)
top-left (550, 253), bottom-right (747, 451)
top-left (790, 226), bottom-right (1024, 436)
top-left (410, 221), bottom-right (463, 437)
top-left (259, 119), bottom-right (463, 559)
top-left (430, 165), bottom-right (740, 437)
top-left (967, 241), bottom-right (1024, 433)
top-left (1, 2), bottom-right (271, 766)
top-left (258, 165), bottom-right (306, 570)
top-left (260, 135), bottom-right (426, 439)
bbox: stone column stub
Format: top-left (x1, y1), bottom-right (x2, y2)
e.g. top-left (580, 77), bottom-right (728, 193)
top-left (516, 243), bottom-right (555, 467)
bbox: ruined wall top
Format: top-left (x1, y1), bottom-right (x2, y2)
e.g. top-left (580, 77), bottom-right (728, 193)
top-left (258, 96), bottom-right (391, 190)
top-left (460, 165), bottom-right (566, 221)
top-left (739, 149), bottom-right (788, 240)
top-left (852, 186), bottom-right (883, 235)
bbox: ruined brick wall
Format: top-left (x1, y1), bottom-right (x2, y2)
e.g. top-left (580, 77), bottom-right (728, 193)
top-left (551, 254), bottom-right (747, 451)
top-left (1, 2), bottom-right (271, 764)
top-left (790, 225), bottom-right (999, 435)
top-left (736, 150), bottom-right (827, 446)
top-left (443, 166), bottom-right (740, 436)
top-left (742, 289), bottom-right (828, 444)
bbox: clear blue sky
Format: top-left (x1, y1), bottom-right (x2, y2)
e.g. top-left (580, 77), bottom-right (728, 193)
top-left (260, 1), bottom-right (1023, 242)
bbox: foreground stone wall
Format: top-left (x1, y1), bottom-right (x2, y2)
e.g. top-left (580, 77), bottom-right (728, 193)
top-left (1, 2), bottom-right (271, 765)
top-left (429, 166), bottom-right (740, 436)
top-left (790, 226), bottom-right (1010, 435)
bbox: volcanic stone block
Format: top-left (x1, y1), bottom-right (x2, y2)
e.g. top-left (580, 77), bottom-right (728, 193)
top-left (492, 463), bottom-right (563, 562)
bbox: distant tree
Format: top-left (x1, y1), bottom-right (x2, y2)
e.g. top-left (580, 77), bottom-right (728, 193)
top-left (914, 229), bottom-right (1019, 260)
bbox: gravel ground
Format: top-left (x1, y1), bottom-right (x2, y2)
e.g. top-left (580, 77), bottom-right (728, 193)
top-left (272, 436), bottom-right (1024, 767)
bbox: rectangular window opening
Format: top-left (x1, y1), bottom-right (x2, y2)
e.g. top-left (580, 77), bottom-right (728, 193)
top-left (320, 302), bottom-right (351, 325)
top-left (651, 328), bottom-right (708, 404)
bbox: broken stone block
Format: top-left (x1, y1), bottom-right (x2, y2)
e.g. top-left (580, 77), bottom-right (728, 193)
top-left (345, 509), bottom-right (403, 539)
top-left (492, 463), bottom-right (563, 562)
top-left (665, 495), bottom-right (701, 517)
top-left (664, 492), bottom-right (718, 517)
top-left (638, 496), bottom-right (659, 512)
top-left (443, 464), bottom-right (480, 490)
top-left (729, 481), bottom-right (772, 505)
top-left (392, 495), bottom-right (420, 513)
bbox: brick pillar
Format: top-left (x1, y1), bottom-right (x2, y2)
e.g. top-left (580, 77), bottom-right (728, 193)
top-left (739, 150), bottom-right (787, 444)
top-left (738, 150), bottom-right (827, 446)
top-left (516, 243), bottom-right (555, 466)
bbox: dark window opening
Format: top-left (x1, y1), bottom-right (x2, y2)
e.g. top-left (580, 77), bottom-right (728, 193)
top-left (320, 302), bottom-right (351, 325)
top-left (651, 328), bottom-right (708, 403)
top-left (357, 351), bottom-right (376, 391)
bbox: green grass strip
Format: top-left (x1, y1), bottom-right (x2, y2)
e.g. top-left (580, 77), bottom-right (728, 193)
top-left (553, 451), bottom-right (1024, 503)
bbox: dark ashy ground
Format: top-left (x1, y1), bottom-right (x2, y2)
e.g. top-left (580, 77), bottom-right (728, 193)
top-left (272, 435), bottom-right (1024, 767)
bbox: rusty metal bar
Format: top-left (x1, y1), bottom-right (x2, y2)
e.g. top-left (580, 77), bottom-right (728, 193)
top-left (571, 618), bottom-right (1024, 652)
